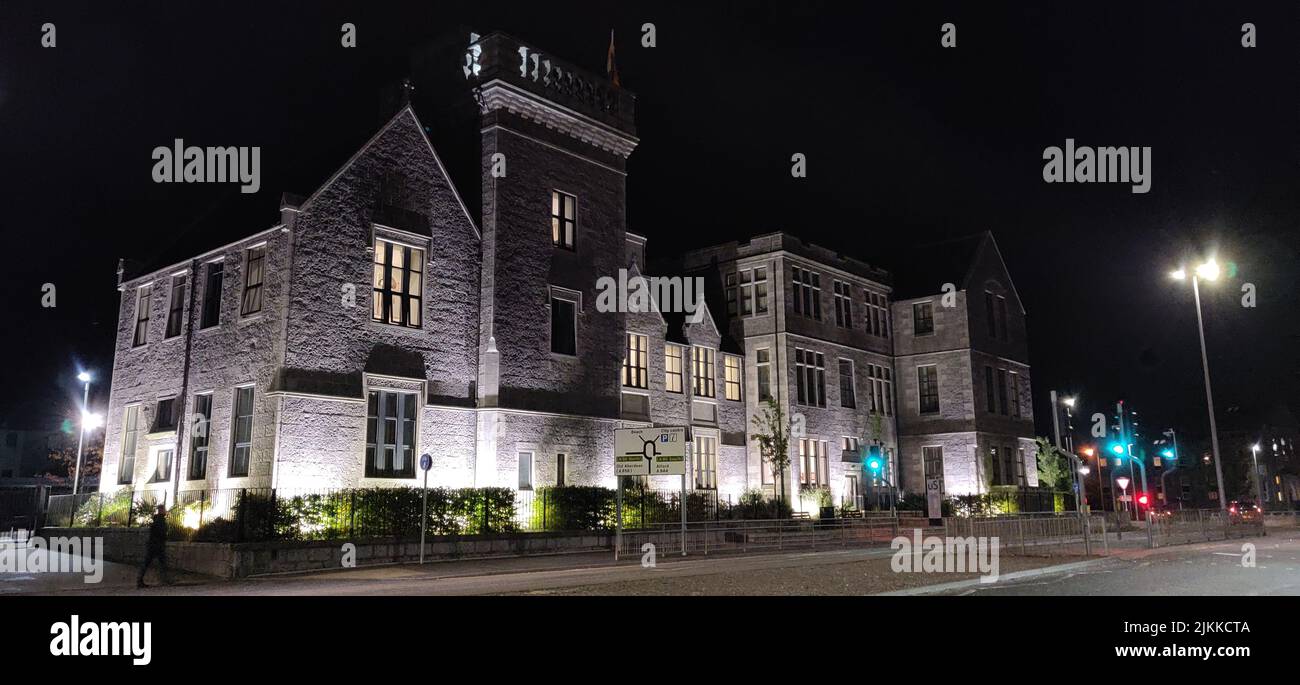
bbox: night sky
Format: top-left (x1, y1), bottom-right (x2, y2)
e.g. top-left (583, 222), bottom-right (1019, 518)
top-left (2, 1), bottom-right (1296, 447)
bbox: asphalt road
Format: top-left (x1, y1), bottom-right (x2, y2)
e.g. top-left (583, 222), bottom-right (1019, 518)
top-left (945, 529), bottom-right (1300, 596)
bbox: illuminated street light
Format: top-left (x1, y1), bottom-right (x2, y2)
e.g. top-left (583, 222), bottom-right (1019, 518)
top-left (73, 370), bottom-right (95, 495)
top-left (82, 410), bottom-right (104, 430)
top-left (1168, 258), bottom-right (1229, 510)
top-left (1250, 443), bottom-right (1264, 505)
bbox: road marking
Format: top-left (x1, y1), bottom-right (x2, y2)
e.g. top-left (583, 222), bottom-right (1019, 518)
top-left (1212, 552), bottom-right (1243, 557)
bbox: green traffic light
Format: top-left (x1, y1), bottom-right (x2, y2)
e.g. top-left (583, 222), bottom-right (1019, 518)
top-left (867, 458), bottom-right (881, 472)
top-left (1161, 449), bottom-right (1175, 459)
top-left (1110, 443), bottom-right (1125, 456)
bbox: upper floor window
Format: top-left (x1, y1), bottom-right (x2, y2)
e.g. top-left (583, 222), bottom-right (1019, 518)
top-left (365, 390), bottom-right (417, 479)
top-left (755, 348), bottom-right (772, 402)
top-left (692, 346), bottom-right (716, 398)
top-left (868, 364), bottom-right (893, 416)
top-left (917, 364), bottom-right (939, 414)
top-left (984, 366), bottom-right (996, 413)
top-left (551, 190), bottom-right (576, 250)
top-left (725, 267), bottom-right (769, 317)
top-left (795, 348), bottom-right (826, 407)
top-left (165, 274), bottom-right (186, 339)
top-left (997, 369), bottom-right (1009, 415)
top-left (623, 333), bottom-right (648, 389)
top-left (1010, 371), bottom-right (1021, 418)
top-left (665, 344), bottom-right (684, 393)
top-left (833, 281), bottom-right (853, 327)
top-left (723, 355), bottom-right (742, 401)
top-left (997, 296), bottom-right (1009, 342)
top-left (791, 267), bottom-right (821, 320)
top-left (132, 285), bottom-right (152, 347)
top-left (240, 245), bottom-right (265, 317)
top-left (913, 302), bottom-right (934, 336)
top-left (865, 292), bottom-right (889, 337)
top-left (200, 261), bottom-right (223, 329)
top-left (838, 358), bottom-right (856, 408)
top-left (153, 397), bottom-right (179, 433)
top-left (550, 293), bottom-right (577, 356)
top-left (372, 238), bottom-right (425, 328)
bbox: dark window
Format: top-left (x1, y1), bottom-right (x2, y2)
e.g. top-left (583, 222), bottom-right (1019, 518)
top-left (918, 365), bottom-right (939, 414)
top-left (371, 239), bottom-right (424, 328)
top-left (556, 453), bottom-right (567, 486)
top-left (985, 366), bottom-right (996, 413)
top-left (118, 405), bottom-right (140, 484)
top-left (165, 274), bottom-right (186, 338)
top-left (866, 292), bottom-right (889, 337)
top-left (795, 349), bottom-right (825, 407)
top-left (4, 433), bottom-right (15, 447)
top-left (200, 261), bottom-right (224, 329)
top-left (997, 296), bottom-right (1009, 341)
top-left (154, 397), bottom-right (179, 432)
top-left (365, 390), bottom-right (417, 478)
top-left (229, 386), bottom-right (254, 477)
top-left (240, 245), bottom-right (265, 316)
top-left (189, 394), bottom-right (212, 480)
top-left (1010, 372), bottom-right (1021, 418)
top-left (151, 449), bottom-right (173, 483)
top-left (913, 302), bottom-right (934, 335)
top-left (998, 369), bottom-right (1009, 415)
top-left (839, 359), bottom-right (856, 408)
top-left (133, 285), bottom-right (152, 347)
top-left (833, 281), bottom-right (853, 327)
top-left (551, 191), bottom-right (576, 250)
top-left (756, 349), bottom-right (772, 402)
top-left (985, 291), bottom-right (997, 338)
top-left (923, 446), bottom-right (945, 495)
top-left (550, 296), bottom-right (577, 355)
top-left (792, 267), bottom-right (821, 320)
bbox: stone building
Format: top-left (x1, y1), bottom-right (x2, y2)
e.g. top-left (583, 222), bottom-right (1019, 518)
top-left (99, 33), bottom-right (1037, 511)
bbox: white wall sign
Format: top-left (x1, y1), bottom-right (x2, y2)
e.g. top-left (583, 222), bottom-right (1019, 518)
top-left (615, 427), bottom-right (687, 477)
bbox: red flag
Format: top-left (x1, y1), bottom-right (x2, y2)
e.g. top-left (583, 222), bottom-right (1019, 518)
top-left (606, 29), bottom-right (621, 88)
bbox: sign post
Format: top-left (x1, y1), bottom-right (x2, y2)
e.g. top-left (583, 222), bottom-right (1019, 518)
top-left (419, 453), bottom-right (432, 565)
top-left (614, 426), bottom-right (688, 559)
top-left (926, 476), bottom-right (943, 524)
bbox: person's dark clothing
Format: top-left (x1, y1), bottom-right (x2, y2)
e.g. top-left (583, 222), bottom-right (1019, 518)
top-left (137, 511), bottom-right (170, 587)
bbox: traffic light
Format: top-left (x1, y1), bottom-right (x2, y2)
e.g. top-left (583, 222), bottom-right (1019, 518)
top-left (865, 445), bottom-right (883, 473)
top-left (1109, 443), bottom-right (1125, 456)
top-left (1137, 493), bottom-right (1149, 507)
top-left (1161, 449), bottom-right (1175, 459)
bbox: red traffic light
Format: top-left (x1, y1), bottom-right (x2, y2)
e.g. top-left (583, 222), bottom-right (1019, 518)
top-left (1137, 494), bottom-right (1149, 506)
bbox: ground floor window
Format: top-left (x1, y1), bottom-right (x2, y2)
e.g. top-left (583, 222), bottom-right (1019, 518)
top-left (151, 449), bottom-right (173, 483)
top-left (518, 452), bottom-right (534, 490)
top-left (799, 439), bottom-right (828, 487)
top-left (923, 445), bottom-right (944, 495)
top-left (556, 453), bottom-right (568, 486)
top-left (694, 436), bottom-right (718, 490)
top-left (229, 387), bottom-right (254, 477)
top-left (365, 390), bottom-right (417, 478)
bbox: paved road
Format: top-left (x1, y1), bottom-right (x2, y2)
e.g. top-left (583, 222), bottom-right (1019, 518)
top-left (944, 529), bottom-right (1300, 596)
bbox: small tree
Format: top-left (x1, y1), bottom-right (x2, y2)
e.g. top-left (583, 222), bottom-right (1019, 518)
top-left (1034, 437), bottom-right (1066, 490)
top-left (751, 397), bottom-right (793, 506)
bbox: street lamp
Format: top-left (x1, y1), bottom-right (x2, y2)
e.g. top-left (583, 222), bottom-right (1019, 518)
top-left (73, 371), bottom-right (96, 495)
top-left (1169, 259), bottom-right (1228, 510)
top-left (1250, 443), bottom-right (1264, 506)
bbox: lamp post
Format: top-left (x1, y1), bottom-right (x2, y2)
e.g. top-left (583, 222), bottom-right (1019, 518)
top-left (73, 371), bottom-right (93, 495)
top-left (1250, 443), bottom-right (1264, 506)
top-left (1169, 261), bottom-right (1228, 510)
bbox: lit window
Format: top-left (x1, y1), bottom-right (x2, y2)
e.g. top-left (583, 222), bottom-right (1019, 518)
top-left (623, 333), bottom-right (648, 389)
top-left (799, 439), bottom-right (828, 487)
top-left (189, 393), bottom-right (212, 480)
top-left (694, 436), bottom-right (717, 490)
top-left (372, 238), bottom-right (425, 328)
top-left (755, 348), bottom-right (772, 402)
top-left (723, 355), bottom-right (742, 401)
top-left (118, 405), bottom-right (140, 484)
top-left (551, 191), bottom-right (576, 250)
top-left (151, 449), bottom-right (173, 483)
top-left (518, 452), bottom-right (534, 490)
top-left (665, 344), bottom-right (684, 393)
top-left (692, 347), bottom-right (716, 398)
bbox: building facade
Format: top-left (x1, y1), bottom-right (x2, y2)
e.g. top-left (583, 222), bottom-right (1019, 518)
top-left (99, 33), bottom-right (1037, 511)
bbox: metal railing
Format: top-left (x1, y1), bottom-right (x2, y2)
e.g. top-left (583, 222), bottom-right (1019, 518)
top-left (615, 516), bottom-right (901, 557)
top-left (1146, 509), bottom-right (1266, 547)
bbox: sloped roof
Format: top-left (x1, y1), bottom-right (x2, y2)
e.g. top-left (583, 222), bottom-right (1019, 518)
top-left (889, 232), bottom-right (988, 300)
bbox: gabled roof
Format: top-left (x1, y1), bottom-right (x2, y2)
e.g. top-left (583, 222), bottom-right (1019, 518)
top-left (890, 231), bottom-right (1025, 314)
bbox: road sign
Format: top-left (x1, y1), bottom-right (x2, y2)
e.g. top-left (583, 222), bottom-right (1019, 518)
top-left (614, 427), bottom-right (687, 476)
top-left (420, 454), bottom-right (432, 472)
top-left (926, 477), bottom-right (943, 519)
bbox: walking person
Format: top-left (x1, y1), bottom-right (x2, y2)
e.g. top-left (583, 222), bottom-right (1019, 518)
top-left (137, 504), bottom-right (171, 588)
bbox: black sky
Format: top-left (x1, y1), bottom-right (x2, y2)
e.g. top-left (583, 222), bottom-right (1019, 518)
top-left (1, 1), bottom-right (1296, 445)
